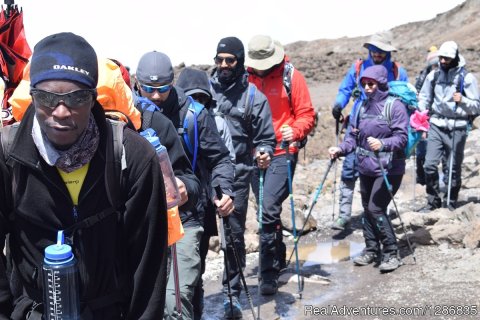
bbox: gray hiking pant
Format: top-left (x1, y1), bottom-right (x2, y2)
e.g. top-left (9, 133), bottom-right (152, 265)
top-left (164, 225), bottom-right (203, 320)
top-left (424, 124), bottom-right (467, 208)
top-left (338, 179), bottom-right (356, 222)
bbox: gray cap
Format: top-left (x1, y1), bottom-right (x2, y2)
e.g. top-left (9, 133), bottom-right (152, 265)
top-left (136, 51), bottom-right (174, 84)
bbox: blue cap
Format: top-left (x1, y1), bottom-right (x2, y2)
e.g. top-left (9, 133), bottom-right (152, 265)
top-left (44, 231), bottom-right (74, 264)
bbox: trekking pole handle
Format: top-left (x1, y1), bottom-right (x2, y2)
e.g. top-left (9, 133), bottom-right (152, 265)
top-left (375, 151), bottom-right (393, 192)
top-left (280, 124), bottom-right (290, 149)
top-left (214, 185), bottom-right (223, 203)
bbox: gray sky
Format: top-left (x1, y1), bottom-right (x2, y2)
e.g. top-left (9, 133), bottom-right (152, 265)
top-left (19, 0), bottom-right (464, 71)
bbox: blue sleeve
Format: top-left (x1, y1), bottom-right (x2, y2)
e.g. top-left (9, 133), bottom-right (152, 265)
top-left (399, 67), bottom-right (409, 82)
top-left (334, 63), bottom-right (358, 108)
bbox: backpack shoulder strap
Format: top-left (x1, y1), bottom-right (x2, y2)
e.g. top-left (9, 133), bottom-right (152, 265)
top-left (106, 119), bottom-right (126, 210)
top-left (141, 109), bottom-right (154, 131)
top-left (0, 122), bottom-right (20, 161)
top-left (383, 96), bottom-right (398, 126)
top-left (182, 97), bottom-right (204, 171)
top-left (457, 67), bottom-right (467, 94)
top-left (393, 62), bottom-right (401, 80)
top-left (283, 62), bottom-right (294, 104)
top-left (429, 69), bottom-right (441, 110)
top-left (355, 59), bottom-right (363, 81)
top-left (243, 83), bottom-right (256, 121)
top-left (431, 70), bottom-right (440, 91)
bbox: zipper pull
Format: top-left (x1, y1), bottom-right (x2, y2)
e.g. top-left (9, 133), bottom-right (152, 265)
top-left (73, 206), bottom-right (79, 222)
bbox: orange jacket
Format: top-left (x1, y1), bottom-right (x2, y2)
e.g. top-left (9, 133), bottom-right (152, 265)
top-left (247, 57), bottom-right (316, 156)
top-left (8, 58), bottom-right (141, 130)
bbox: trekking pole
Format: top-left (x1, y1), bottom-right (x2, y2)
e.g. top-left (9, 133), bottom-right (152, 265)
top-left (331, 116), bottom-right (343, 221)
top-left (375, 153), bottom-right (417, 264)
top-left (413, 153), bottom-right (416, 212)
top-left (171, 244), bottom-right (183, 319)
top-left (282, 138), bottom-right (303, 299)
top-left (446, 115), bottom-right (457, 208)
top-left (215, 191), bottom-right (235, 319)
top-left (215, 186), bottom-right (257, 320)
top-left (256, 149), bottom-right (265, 320)
top-left (286, 159), bottom-right (335, 267)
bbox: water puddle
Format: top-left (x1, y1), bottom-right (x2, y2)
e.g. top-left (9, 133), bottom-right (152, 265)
top-left (288, 240), bottom-right (365, 266)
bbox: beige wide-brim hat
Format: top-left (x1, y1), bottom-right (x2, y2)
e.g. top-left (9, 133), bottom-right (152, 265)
top-left (245, 35), bottom-right (285, 71)
top-left (363, 31), bottom-right (397, 52)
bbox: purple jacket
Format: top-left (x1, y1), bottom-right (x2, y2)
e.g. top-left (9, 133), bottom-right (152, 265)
top-left (339, 65), bottom-right (408, 177)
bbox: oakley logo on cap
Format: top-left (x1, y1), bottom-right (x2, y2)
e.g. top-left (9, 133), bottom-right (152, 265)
top-left (149, 75), bottom-right (159, 81)
top-left (53, 64), bottom-right (90, 76)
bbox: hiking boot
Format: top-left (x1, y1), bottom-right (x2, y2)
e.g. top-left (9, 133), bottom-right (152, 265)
top-left (223, 296), bottom-right (242, 319)
top-left (353, 252), bottom-right (376, 266)
top-left (379, 256), bottom-right (401, 272)
top-left (260, 279), bottom-right (278, 295)
top-left (331, 218), bottom-right (349, 231)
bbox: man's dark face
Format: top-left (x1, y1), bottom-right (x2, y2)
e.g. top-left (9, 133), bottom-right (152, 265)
top-left (32, 80), bottom-right (95, 150)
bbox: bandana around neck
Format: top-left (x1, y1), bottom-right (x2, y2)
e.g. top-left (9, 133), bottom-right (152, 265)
top-left (32, 114), bottom-right (100, 173)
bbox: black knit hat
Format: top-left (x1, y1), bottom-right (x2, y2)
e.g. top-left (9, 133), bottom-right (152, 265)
top-left (30, 32), bottom-right (98, 88)
top-left (216, 37), bottom-right (245, 60)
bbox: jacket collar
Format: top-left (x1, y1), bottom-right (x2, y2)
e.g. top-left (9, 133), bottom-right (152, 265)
top-left (8, 103), bottom-right (108, 170)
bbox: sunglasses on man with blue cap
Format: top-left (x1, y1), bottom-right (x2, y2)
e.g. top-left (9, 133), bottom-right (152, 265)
top-left (139, 83), bottom-right (173, 94)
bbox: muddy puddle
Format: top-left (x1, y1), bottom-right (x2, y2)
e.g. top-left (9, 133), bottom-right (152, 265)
top-left (287, 239), bottom-right (365, 266)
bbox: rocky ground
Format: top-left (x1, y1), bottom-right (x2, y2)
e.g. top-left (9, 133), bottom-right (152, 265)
top-left (197, 2), bottom-right (480, 317)
top-left (199, 79), bottom-right (480, 319)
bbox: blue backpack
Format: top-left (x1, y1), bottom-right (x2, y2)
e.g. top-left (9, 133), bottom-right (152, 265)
top-left (384, 81), bottom-right (420, 158)
top-left (178, 97), bottom-right (204, 171)
top-left (138, 96), bottom-right (204, 171)
top-left (356, 81), bottom-right (420, 159)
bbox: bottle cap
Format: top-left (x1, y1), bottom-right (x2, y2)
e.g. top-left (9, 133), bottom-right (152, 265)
top-left (139, 128), bottom-right (157, 138)
top-left (146, 136), bottom-right (167, 153)
top-left (44, 231), bottom-right (74, 263)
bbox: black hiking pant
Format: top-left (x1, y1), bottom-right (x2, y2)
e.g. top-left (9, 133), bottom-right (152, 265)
top-left (359, 174), bottom-right (402, 258)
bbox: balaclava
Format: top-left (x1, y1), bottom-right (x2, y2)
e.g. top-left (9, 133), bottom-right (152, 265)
top-left (216, 37), bottom-right (245, 85)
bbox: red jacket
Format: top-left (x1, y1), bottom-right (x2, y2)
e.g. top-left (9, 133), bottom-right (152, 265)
top-left (247, 57), bottom-right (316, 156)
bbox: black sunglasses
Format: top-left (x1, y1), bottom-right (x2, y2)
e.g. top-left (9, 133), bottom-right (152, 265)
top-left (214, 56), bottom-right (237, 65)
top-left (30, 89), bottom-right (96, 110)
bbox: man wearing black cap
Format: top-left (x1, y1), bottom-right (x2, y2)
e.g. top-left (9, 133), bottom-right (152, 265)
top-left (210, 36), bottom-right (276, 318)
top-left (134, 51), bottom-right (235, 320)
top-left (0, 32), bottom-right (168, 319)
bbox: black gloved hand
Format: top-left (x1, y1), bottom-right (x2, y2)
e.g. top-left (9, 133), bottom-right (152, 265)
top-left (332, 104), bottom-right (343, 120)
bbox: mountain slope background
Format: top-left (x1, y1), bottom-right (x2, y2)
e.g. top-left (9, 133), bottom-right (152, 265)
top-left (283, 0), bottom-right (480, 162)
